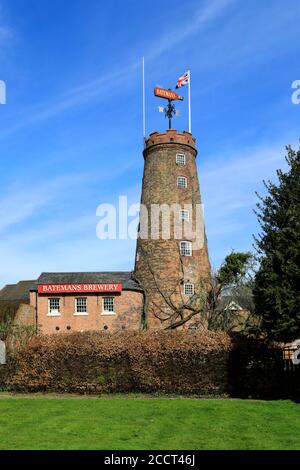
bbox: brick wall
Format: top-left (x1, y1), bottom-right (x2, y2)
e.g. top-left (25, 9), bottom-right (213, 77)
top-left (13, 303), bottom-right (35, 327)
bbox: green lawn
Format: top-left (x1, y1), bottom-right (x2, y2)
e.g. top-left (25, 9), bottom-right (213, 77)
top-left (0, 396), bottom-right (299, 450)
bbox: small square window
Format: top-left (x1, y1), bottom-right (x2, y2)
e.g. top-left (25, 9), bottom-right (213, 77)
top-left (180, 241), bottom-right (192, 256)
top-left (48, 298), bottom-right (60, 315)
top-left (184, 283), bottom-right (194, 296)
top-left (176, 153), bottom-right (186, 166)
top-left (102, 297), bottom-right (115, 314)
top-left (177, 176), bottom-right (187, 189)
top-left (76, 297), bottom-right (87, 314)
top-left (180, 209), bottom-right (190, 221)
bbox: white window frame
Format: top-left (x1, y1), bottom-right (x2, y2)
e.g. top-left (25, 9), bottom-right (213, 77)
top-left (180, 209), bottom-right (190, 222)
top-left (102, 297), bottom-right (115, 315)
top-left (184, 283), bottom-right (194, 296)
top-left (177, 176), bottom-right (187, 189)
top-left (176, 153), bottom-right (186, 166)
top-left (48, 298), bottom-right (61, 316)
top-left (180, 241), bottom-right (192, 256)
top-left (74, 297), bottom-right (88, 316)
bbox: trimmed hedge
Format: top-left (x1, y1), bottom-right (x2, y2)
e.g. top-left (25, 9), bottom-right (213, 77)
top-left (0, 331), bottom-right (286, 397)
top-left (1, 330), bottom-right (231, 395)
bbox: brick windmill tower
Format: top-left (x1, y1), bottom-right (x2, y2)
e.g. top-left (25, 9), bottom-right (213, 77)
top-left (134, 83), bottom-right (211, 330)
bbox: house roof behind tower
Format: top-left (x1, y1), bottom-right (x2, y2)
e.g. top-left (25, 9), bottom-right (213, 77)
top-left (0, 280), bottom-right (36, 302)
top-left (31, 272), bottom-right (143, 292)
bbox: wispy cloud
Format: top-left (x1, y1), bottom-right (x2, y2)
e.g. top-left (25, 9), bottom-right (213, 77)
top-left (0, 0), bottom-right (235, 138)
top-left (0, 62), bottom-right (139, 138)
top-left (0, 25), bottom-right (11, 40)
top-left (0, 172), bottom-right (91, 233)
top-left (0, 235), bottom-right (136, 288)
top-left (3, 213), bottom-right (96, 247)
top-left (202, 142), bottom-right (289, 217)
top-left (147, 0), bottom-right (235, 60)
top-left (201, 141), bottom-right (291, 265)
top-left (0, 2), bottom-right (13, 46)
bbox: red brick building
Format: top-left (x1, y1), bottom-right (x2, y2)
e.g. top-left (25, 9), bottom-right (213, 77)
top-left (30, 272), bottom-right (144, 334)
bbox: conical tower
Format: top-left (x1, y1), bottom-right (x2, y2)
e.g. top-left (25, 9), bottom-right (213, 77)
top-left (134, 128), bottom-right (211, 329)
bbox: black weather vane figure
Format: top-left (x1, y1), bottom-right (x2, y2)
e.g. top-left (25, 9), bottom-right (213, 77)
top-left (164, 99), bottom-right (176, 129)
top-left (154, 86), bottom-right (184, 129)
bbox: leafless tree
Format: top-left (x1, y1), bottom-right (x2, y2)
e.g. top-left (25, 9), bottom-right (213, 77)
top-left (134, 248), bottom-right (256, 332)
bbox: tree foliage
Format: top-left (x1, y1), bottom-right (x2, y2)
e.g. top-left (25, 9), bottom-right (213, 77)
top-left (206, 251), bottom-right (256, 332)
top-left (218, 252), bottom-right (253, 287)
top-left (253, 144), bottom-right (300, 341)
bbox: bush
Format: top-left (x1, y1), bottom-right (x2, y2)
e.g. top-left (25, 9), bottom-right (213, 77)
top-left (3, 330), bottom-right (232, 395)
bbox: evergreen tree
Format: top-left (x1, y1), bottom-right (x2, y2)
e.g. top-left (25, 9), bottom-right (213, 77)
top-left (253, 144), bottom-right (300, 341)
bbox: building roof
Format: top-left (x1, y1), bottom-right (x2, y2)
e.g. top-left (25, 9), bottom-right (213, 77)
top-left (31, 272), bottom-right (143, 293)
top-left (0, 280), bottom-right (36, 302)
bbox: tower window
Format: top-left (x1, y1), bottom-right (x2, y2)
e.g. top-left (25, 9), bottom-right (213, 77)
top-left (184, 283), bottom-right (194, 296)
top-left (180, 241), bottom-right (192, 256)
top-left (102, 297), bottom-right (115, 314)
top-left (75, 297), bottom-right (87, 314)
top-left (48, 298), bottom-right (60, 316)
top-left (176, 153), bottom-right (186, 166)
top-left (177, 176), bottom-right (187, 189)
top-left (180, 209), bottom-right (190, 221)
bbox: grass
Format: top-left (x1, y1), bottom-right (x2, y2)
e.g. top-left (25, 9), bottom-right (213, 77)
top-left (0, 395), bottom-right (300, 450)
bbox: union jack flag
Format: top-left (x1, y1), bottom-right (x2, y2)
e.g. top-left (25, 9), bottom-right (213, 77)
top-left (176, 71), bottom-right (189, 89)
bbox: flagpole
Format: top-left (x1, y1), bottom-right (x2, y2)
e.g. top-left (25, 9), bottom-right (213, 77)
top-left (188, 69), bottom-right (191, 133)
top-left (142, 57), bottom-right (146, 142)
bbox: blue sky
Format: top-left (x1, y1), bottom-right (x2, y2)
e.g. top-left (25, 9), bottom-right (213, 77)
top-left (0, 0), bottom-right (299, 287)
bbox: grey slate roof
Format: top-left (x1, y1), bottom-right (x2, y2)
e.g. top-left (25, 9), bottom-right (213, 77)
top-left (31, 272), bottom-right (143, 292)
top-left (0, 280), bottom-right (36, 302)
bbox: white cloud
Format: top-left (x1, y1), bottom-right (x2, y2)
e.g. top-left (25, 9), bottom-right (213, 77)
top-left (3, 214), bottom-right (96, 247)
top-left (200, 140), bottom-right (293, 266)
top-left (0, 172), bottom-right (92, 232)
top-left (0, 2), bottom-right (13, 47)
top-left (0, 0), bottom-right (235, 137)
top-left (0, 235), bottom-right (135, 288)
top-left (202, 143), bottom-right (289, 216)
top-left (147, 0), bottom-right (236, 60)
top-left (0, 62), bottom-right (140, 138)
top-left (0, 26), bottom-right (10, 40)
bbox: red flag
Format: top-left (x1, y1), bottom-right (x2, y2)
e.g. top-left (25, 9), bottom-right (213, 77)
top-left (176, 71), bottom-right (189, 89)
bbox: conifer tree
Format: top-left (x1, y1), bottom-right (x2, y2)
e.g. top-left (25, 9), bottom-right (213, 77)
top-left (253, 144), bottom-right (300, 341)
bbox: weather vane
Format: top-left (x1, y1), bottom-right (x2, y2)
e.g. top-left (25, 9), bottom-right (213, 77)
top-left (154, 87), bottom-right (184, 129)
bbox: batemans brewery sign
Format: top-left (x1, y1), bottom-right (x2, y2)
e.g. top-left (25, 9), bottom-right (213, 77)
top-left (154, 87), bottom-right (183, 101)
top-left (38, 284), bottom-right (122, 294)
